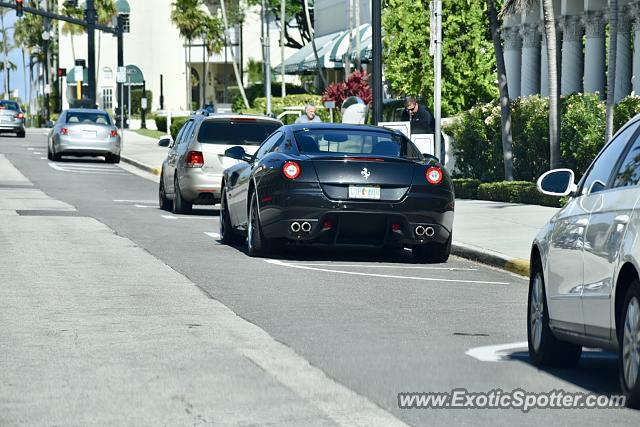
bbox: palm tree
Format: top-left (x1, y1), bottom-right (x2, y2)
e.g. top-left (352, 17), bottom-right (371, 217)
top-left (196, 15), bottom-right (224, 104)
top-left (605, 1), bottom-right (618, 143)
top-left (95, 0), bottom-right (118, 88)
top-left (14, 9), bottom-right (42, 116)
top-left (487, 0), bottom-right (514, 181)
top-left (61, 3), bottom-right (84, 63)
top-left (503, 0), bottom-right (561, 169)
top-left (171, 0), bottom-right (207, 109)
top-left (0, 8), bottom-right (12, 100)
top-left (219, 0), bottom-right (249, 108)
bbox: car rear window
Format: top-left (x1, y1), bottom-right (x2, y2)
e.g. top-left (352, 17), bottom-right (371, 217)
top-left (197, 119), bottom-right (281, 145)
top-left (66, 112), bottom-right (111, 125)
top-left (294, 129), bottom-right (423, 159)
top-left (0, 101), bottom-right (20, 111)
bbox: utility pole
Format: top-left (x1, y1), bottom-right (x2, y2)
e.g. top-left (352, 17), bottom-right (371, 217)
top-left (86, 0), bottom-right (97, 106)
top-left (116, 14), bottom-right (124, 120)
top-left (280, 0), bottom-right (285, 97)
top-left (262, 0), bottom-right (272, 115)
top-left (371, 0), bottom-right (382, 124)
top-left (431, 0), bottom-right (443, 162)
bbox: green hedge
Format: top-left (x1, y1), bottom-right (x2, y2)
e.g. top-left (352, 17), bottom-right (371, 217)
top-left (249, 94), bottom-right (336, 123)
top-left (477, 181), bottom-right (563, 207)
top-left (170, 116), bottom-right (189, 141)
top-left (232, 83), bottom-right (309, 112)
top-left (452, 178), bottom-right (481, 199)
top-left (154, 114), bottom-right (167, 132)
top-left (447, 93), bottom-right (640, 183)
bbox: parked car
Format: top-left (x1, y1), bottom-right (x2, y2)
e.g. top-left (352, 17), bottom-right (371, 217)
top-left (531, 115), bottom-right (640, 407)
top-left (219, 123), bottom-right (454, 262)
top-left (47, 109), bottom-right (121, 163)
top-left (0, 100), bottom-right (26, 138)
top-left (158, 114), bottom-right (282, 214)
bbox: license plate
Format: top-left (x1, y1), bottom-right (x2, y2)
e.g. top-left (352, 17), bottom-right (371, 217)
top-left (82, 130), bottom-right (97, 138)
top-left (348, 185), bottom-right (380, 200)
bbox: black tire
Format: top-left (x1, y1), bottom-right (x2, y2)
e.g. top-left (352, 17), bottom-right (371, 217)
top-left (247, 192), bottom-right (281, 257)
top-left (16, 130), bottom-right (25, 138)
top-left (412, 236), bottom-right (451, 263)
top-left (527, 257), bottom-right (582, 367)
top-left (52, 145), bottom-right (61, 161)
top-left (219, 187), bottom-right (242, 245)
top-left (618, 280), bottom-right (640, 408)
top-left (47, 144), bottom-right (53, 160)
top-left (106, 154), bottom-right (121, 164)
top-left (172, 175), bottom-right (192, 214)
top-left (158, 174), bottom-right (172, 211)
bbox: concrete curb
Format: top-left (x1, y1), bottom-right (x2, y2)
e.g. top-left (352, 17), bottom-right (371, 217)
top-left (452, 241), bottom-right (530, 277)
top-left (120, 155), bottom-right (161, 176)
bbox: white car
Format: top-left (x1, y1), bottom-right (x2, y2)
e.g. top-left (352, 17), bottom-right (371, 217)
top-left (532, 116), bottom-right (640, 408)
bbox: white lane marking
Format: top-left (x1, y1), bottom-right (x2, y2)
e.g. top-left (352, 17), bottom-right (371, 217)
top-left (204, 232), bottom-right (221, 239)
top-left (48, 162), bottom-right (126, 175)
top-left (465, 342), bottom-right (528, 362)
top-left (27, 147), bottom-right (34, 151)
top-left (114, 199), bottom-right (158, 203)
top-left (39, 157), bottom-right (47, 160)
top-left (160, 214), bottom-right (217, 220)
top-left (265, 259), bottom-right (510, 285)
top-left (289, 263), bottom-right (478, 271)
top-left (134, 204), bottom-right (155, 208)
top-left (162, 215), bottom-right (177, 219)
top-left (33, 151), bottom-right (42, 155)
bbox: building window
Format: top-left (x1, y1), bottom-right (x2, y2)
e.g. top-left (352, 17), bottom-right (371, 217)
top-left (122, 14), bottom-right (130, 33)
top-left (102, 88), bottom-right (113, 110)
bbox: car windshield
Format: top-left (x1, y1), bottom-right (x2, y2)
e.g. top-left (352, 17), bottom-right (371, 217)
top-left (0, 101), bottom-right (20, 111)
top-left (66, 112), bottom-right (112, 125)
top-left (294, 129), bottom-right (422, 159)
top-left (197, 119), bottom-right (281, 145)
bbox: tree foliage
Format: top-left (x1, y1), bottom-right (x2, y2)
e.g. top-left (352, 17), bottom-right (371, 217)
top-left (383, 0), bottom-right (498, 116)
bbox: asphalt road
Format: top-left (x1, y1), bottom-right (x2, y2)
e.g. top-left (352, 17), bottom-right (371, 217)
top-left (2, 131), bottom-right (639, 426)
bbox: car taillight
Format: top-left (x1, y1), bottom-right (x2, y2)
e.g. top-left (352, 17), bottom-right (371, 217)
top-left (16, 113), bottom-right (24, 119)
top-left (186, 151), bottom-right (204, 168)
top-left (110, 129), bottom-right (118, 137)
top-left (426, 166), bottom-right (443, 185)
top-left (60, 127), bottom-right (69, 135)
top-left (282, 161), bottom-right (301, 180)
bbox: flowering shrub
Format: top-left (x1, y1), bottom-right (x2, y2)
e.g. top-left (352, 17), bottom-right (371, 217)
top-left (322, 70), bottom-right (372, 108)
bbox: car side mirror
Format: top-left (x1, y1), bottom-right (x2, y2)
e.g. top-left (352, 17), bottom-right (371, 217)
top-left (537, 169), bottom-right (577, 196)
top-left (224, 146), bottom-right (250, 162)
top-left (158, 136), bottom-right (173, 147)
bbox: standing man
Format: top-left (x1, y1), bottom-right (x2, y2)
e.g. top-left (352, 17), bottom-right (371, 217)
top-left (295, 104), bottom-right (322, 123)
top-left (401, 96), bottom-right (435, 134)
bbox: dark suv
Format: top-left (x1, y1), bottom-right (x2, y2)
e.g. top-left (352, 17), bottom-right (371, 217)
top-left (0, 100), bottom-right (26, 138)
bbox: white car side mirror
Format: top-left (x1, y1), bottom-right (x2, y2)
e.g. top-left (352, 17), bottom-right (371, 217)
top-left (537, 169), bottom-right (577, 197)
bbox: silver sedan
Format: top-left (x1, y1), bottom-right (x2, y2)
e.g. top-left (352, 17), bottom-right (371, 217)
top-left (48, 109), bottom-right (121, 163)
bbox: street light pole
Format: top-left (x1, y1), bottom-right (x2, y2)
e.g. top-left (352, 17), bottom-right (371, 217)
top-left (432, 0), bottom-right (443, 162)
top-left (371, 0), bottom-right (382, 124)
top-left (86, 0), bottom-right (97, 106)
top-left (262, 0), bottom-right (272, 116)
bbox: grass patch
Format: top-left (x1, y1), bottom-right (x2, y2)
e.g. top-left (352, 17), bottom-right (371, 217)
top-left (132, 128), bottom-right (166, 139)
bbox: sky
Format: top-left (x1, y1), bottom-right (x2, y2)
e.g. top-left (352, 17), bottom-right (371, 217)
top-left (1, 9), bottom-right (29, 103)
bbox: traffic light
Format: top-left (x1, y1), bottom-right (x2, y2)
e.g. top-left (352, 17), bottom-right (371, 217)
top-left (57, 68), bottom-right (67, 78)
top-left (15, 0), bottom-right (23, 18)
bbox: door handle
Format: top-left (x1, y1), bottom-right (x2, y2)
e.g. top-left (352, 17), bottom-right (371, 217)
top-left (615, 214), bottom-right (630, 225)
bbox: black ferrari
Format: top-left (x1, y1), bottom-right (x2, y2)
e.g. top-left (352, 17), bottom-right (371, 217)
top-left (219, 123), bottom-right (454, 262)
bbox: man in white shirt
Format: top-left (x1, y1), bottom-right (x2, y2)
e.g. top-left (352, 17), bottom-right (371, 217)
top-left (295, 104), bottom-right (322, 123)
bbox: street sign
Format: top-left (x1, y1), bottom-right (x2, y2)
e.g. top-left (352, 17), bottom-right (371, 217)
top-left (116, 66), bottom-right (126, 83)
top-left (324, 101), bottom-right (335, 109)
top-left (141, 98), bottom-right (147, 110)
top-left (74, 66), bottom-right (83, 81)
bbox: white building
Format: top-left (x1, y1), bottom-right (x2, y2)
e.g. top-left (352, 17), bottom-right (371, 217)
top-left (57, 0), bottom-right (297, 112)
top-left (502, 0), bottom-right (640, 102)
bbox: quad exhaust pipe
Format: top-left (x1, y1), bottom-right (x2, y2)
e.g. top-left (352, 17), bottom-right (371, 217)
top-left (415, 225), bottom-right (435, 237)
top-left (291, 221), bottom-right (312, 233)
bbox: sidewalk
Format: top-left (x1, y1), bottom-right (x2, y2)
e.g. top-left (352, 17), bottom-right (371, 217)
top-left (119, 130), bottom-right (558, 276)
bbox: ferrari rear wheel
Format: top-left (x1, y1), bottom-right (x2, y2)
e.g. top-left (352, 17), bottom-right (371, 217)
top-left (412, 237), bottom-right (451, 263)
top-left (220, 187), bottom-right (241, 245)
top-left (247, 192), bottom-right (281, 257)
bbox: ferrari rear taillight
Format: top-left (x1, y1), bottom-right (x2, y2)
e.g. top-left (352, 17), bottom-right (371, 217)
top-left (425, 166), bottom-right (443, 185)
top-left (16, 113), bottom-right (24, 119)
top-left (282, 161), bottom-right (301, 180)
top-left (110, 129), bottom-right (118, 137)
top-left (186, 151), bottom-right (204, 168)
top-left (60, 127), bottom-right (69, 135)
